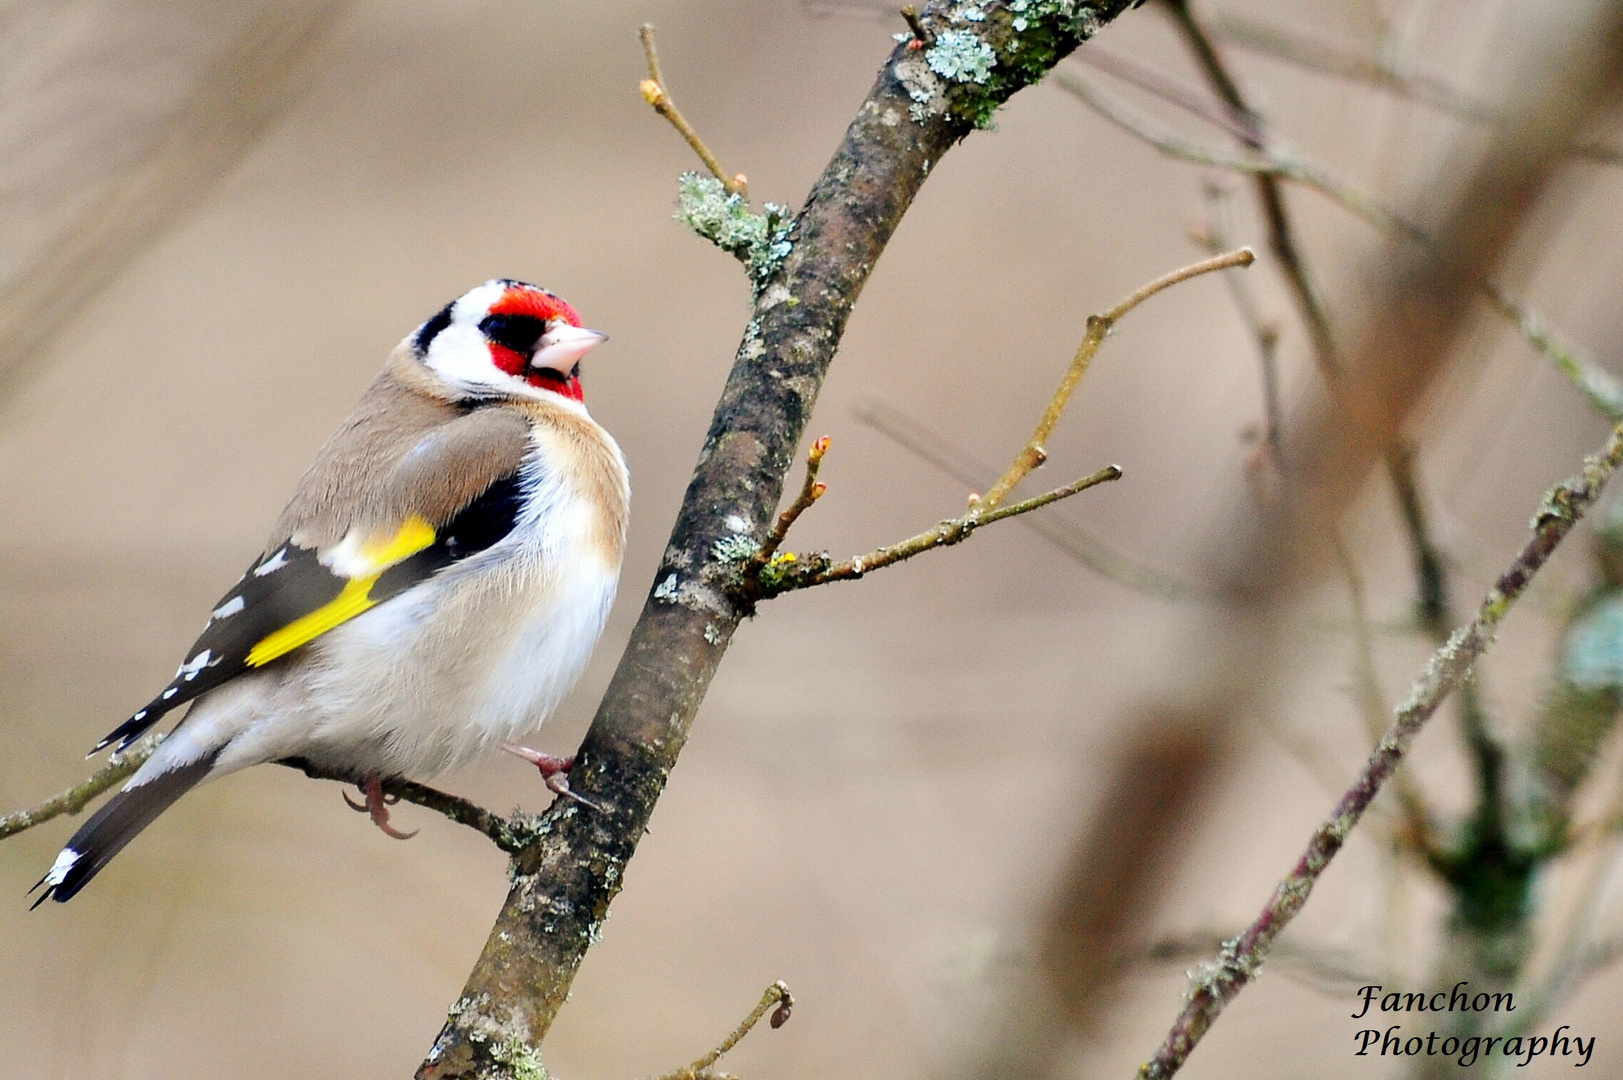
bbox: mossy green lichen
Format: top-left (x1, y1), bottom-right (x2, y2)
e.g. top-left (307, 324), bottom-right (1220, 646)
top-left (676, 173), bottom-right (794, 293)
top-left (492, 1038), bottom-right (549, 1080)
top-left (927, 30), bottom-right (996, 84)
top-left (711, 533), bottom-right (761, 564)
top-left (902, 1), bottom-right (1112, 130)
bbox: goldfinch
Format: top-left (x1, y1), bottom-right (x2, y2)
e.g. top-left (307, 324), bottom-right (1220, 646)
top-left (34, 280), bottom-right (629, 904)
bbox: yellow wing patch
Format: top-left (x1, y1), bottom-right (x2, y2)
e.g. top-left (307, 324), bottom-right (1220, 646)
top-left (244, 517), bottom-right (436, 668)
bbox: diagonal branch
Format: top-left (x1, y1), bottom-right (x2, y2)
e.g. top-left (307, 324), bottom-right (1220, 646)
top-left (639, 25), bottom-right (748, 196)
top-left (415, 5), bottom-right (1148, 1076)
top-left (1137, 423), bottom-right (1623, 1080)
top-left (0, 734), bottom-right (164, 840)
top-left (739, 465), bottom-right (1122, 601)
top-left (979, 247), bottom-right (1253, 510)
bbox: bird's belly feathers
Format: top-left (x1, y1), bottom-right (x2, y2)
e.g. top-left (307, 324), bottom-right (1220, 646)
top-left (212, 482), bottom-right (620, 779)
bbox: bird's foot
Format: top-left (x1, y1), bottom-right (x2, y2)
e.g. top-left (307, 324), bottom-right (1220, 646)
top-left (501, 743), bottom-right (602, 811)
top-left (342, 776), bottom-right (418, 839)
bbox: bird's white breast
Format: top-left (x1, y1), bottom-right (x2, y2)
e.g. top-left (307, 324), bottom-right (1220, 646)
top-left (205, 423), bottom-right (626, 780)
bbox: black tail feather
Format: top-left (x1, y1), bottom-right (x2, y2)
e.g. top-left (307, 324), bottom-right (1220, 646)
top-left (33, 753), bottom-right (216, 906)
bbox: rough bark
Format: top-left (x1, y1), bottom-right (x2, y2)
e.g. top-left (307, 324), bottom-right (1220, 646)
top-left (416, 4), bottom-right (1141, 1076)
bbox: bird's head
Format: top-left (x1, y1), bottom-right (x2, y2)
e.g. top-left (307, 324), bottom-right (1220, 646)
top-left (410, 279), bottom-right (606, 407)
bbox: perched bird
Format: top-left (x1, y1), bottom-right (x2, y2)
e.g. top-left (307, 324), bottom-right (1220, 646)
top-left (34, 280), bottom-right (629, 904)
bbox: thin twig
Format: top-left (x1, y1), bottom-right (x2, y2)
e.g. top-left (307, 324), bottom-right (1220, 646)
top-left (639, 25), bottom-right (747, 197)
top-left (1209, 11), bottom-right (1623, 166)
top-left (1060, 68), bottom-right (1623, 428)
top-left (979, 247), bottom-right (1254, 511)
top-left (751, 466), bottom-right (1121, 598)
top-left (1075, 46), bottom-right (1259, 144)
top-left (0, 734), bottom-right (164, 841)
top-left (748, 437), bottom-right (829, 572)
top-left (1137, 423), bottom-right (1623, 1080)
top-left (899, 6), bottom-right (931, 45)
top-left (280, 759), bottom-right (534, 855)
top-left (649, 982), bottom-right (793, 1080)
top-left (1481, 284), bottom-right (1623, 421)
top-left (1164, 0), bottom-right (1341, 381)
top-left (1332, 536), bottom-right (1441, 863)
top-left (854, 399), bottom-right (1206, 600)
top-left (1057, 71), bottom-right (1427, 243)
top-left (1191, 182), bottom-right (1282, 465)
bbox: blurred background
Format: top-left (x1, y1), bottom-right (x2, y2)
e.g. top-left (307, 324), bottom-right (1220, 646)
top-left (3, 0), bottom-right (1623, 1077)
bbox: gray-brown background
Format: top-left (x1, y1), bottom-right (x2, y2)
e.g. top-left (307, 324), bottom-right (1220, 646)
top-left (2, 1), bottom-right (1620, 1077)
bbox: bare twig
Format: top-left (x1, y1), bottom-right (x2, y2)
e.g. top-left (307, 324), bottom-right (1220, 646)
top-left (748, 437), bottom-right (829, 572)
top-left (1061, 67), bottom-right (1623, 434)
top-left (649, 982), bottom-right (793, 1080)
top-left (854, 399), bottom-right (1205, 600)
top-left (1056, 71), bottom-right (1427, 243)
top-left (639, 25), bottom-right (747, 197)
top-left (1191, 182), bottom-right (1282, 465)
top-left (738, 250), bottom-right (1248, 602)
top-left (1209, 11), bottom-right (1623, 165)
top-left (748, 466), bottom-right (1122, 599)
top-left (280, 759), bottom-right (534, 855)
top-left (1137, 423), bottom-right (1623, 1080)
top-left (1163, 0), bottom-right (1341, 380)
top-left (899, 6), bottom-right (932, 46)
top-left (979, 247), bottom-right (1254, 511)
top-left (0, 734), bottom-right (164, 840)
top-left (1074, 46), bottom-right (1259, 144)
top-left (0, 0), bottom-right (356, 411)
top-left (1481, 284), bottom-right (1623, 421)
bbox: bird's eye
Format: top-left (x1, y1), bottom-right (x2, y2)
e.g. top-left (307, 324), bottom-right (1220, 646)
top-left (479, 313), bottom-right (546, 355)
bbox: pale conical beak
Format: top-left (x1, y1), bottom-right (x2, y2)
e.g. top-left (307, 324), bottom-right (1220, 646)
top-left (532, 324), bottom-right (607, 373)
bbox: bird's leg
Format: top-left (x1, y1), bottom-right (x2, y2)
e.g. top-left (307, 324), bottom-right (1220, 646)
top-left (501, 742), bottom-right (602, 810)
top-left (341, 776), bottom-right (418, 839)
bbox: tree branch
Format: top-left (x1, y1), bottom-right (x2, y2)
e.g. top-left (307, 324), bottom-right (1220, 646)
top-left (0, 734), bottom-right (163, 841)
top-left (639, 25), bottom-right (748, 197)
top-left (650, 982), bottom-right (793, 1080)
top-left (278, 759), bottom-right (535, 855)
top-left (1137, 422), bottom-right (1623, 1080)
top-left (415, 5), bottom-right (1147, 1076)
top-left (854, 398), bottom-right (1206, 599)
top-left (979, 247), bottom-right (1253, 511)
top-left (1208, 10), bottom-right (1623, 166)
top-left (738, 464), bottom-right (1122, 601)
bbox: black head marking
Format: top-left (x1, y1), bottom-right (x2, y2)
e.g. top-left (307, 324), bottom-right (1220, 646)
top-left (413, 303), bottom-right (455, 356)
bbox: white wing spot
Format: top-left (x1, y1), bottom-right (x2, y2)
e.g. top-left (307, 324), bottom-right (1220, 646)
top-left (133, 709), bottom-right (147, 721)
top-left (212, 596), bottom-right (245, 620)
top-left (42, 848), bottom-right (80, 888)
top-left (176, 649), bottom-right (212, 681)
top-left (253, 548), bottom-right (289, 577)
top-left (161, 688), bottom-right (177, 700)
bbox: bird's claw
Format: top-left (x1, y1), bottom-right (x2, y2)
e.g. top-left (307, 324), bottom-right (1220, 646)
top-left (344, 777), bottom-right (417, 839)
top-left (501, 742), bottom-right (603, 811)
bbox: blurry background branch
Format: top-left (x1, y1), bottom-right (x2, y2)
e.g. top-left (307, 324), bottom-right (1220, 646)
top-left (1139, 423), bottom-right (1623, 1079)
top-left (0, 0), bottom-right (354, 410)
top-left (956, 4), bottom-right (1623, 1079)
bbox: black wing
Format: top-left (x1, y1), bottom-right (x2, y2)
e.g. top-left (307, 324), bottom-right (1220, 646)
top-left (93, 472), bottom-right (528, 753)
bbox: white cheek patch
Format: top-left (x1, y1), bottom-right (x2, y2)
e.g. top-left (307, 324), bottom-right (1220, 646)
top-left (423, 324), bottom-right (522, 395)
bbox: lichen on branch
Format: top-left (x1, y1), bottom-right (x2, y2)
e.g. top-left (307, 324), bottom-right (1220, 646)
top-left (675, 172), bottom-right (793, 291)
top-left (897, 0), bottom-right (1115, 128)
